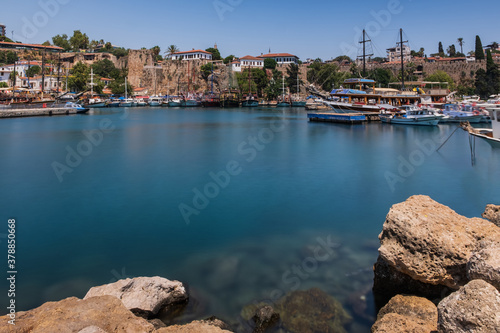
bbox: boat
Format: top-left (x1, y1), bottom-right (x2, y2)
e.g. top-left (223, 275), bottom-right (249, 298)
top-left (241, 67), bottom-right (259, 107)
top-left (183, 93), bottom-right (201, 107)
top-left (276, 76), bottom-right (290, 107)
top-left (148, 96), bottom-right (163, 106)
top-left (134, 97), bottom-right (148, 107)
top-left (380, 105), bottom-right (442, 126)
top-left (106, 98), bottom-right (120, 107)
top-left (291, 69), bottom-right (306, 107)
top-left (168, 96), bottom-right (183, 107)
top-left (64, 102), bottom-right (89, 114)
top-left (462, 106), bottom-right (500, 148)
top-left (119, 78), bottom-right (133, 107)
top-left (220, 89), bottom-right (240, 108)
top-left (201, 62), bottom-right (221, 107)
top-left (85, 96), bottom-right (107, 108)
top-left (440, 104), bottom-right (484, 123)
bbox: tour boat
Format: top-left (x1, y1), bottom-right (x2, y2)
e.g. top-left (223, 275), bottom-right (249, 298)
top-left (465, 107), bottom-right (500, 148)
top-left (148, 96), bottom-right (163, 106)
top-left (440, 104), bottom-right (484, 123)
top-left (64, 102), bottom-right (89, 114)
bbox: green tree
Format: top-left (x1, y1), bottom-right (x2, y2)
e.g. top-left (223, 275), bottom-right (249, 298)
top-left (92, 59), bottom-right (121, 80)
top-left (307, 62), bottom-right (350, 91)
top-left (372, 57), bottom-right (386, 63)
top-left (205, 47), bottom-right (221, 61)
top-left (26, 65), bottom-right (41, 77)
top-left (5, 51), bottom-right (18, 64)
top-left (112, 48), bottom-right (128, 58)
top-left (475, 35), bottom-right (484, 60)
top-left (0, 82), bottom-right (8, 88)
top-left (438, 42), bottom-right (444, 56)
top-left (166, 45), bottom-right (179, 57)
top-left (264, 58), bottom-right (277, 70)
top-left (223, 55), bottom-right (235, 64)
top-left (264, 70), bottom-right (283, 100)
top-left (150, 46), bottom-right (161, 62)
top-left (52, 34), bottom-right (71, 51)
top-left (68, 61), bottom-right (89, 92)
top-left (110, 78), bottom-right (132, 95)
top-left (475, 69), bottom-right (488, 97)
top-left (447, 44), bottom-right (457, 57)
top-left (367, 68), bottom-right (394, 87)
top-left (236, 68), bottom-right (268, 96)
top-left (69, 30), bottom-right (89, 51)
top-left (42, 41), bottom-right (51, 46)
top-left (457, 38), bottom-right (464, 54)
top-left (483, 49), bottom-right (500, 98)
top-left (89, 40), bottom-right (99, 50)
top-left (333, 55), bottom-right (352, 63)
top-left (425, 70), bottom-right (455, 89)
top-left (285, 63), bottom-right (301, 94)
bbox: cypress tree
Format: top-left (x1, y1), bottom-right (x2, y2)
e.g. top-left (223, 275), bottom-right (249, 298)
top-left (475, 35), bottom-right (485, 60)
top-left (486, 49), bottom-right (500, 95)
top-left (438, 42), bottom-right (444, 55)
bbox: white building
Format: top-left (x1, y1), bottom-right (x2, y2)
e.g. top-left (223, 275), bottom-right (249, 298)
top-left (16, 75), bottom-right (63, 91)
top-left (0, 23), bottom-right (5, 37)
top-left (231, 59), bottom-right (242, 72)
top-left (0, 61), bottom-right (59, 85)
top-left (386, 45), bottom-right (411, 63)
top-left (239, 55), bottom-right (264, 68)
top-left (259, 53), bottom-right (299, 65)
top-left (167, 49), bottom-right (213, 61)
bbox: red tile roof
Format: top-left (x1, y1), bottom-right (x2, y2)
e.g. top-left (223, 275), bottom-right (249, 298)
top-left (173, 49), bottom-right (211, 55)
top-left (240, 55), bottom-right (263, 61)
top-left (0, 41), bottom-right (63, 51)
top-left (260, 53), bottom-right (297, 58)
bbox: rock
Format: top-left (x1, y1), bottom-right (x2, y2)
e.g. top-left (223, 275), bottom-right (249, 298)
top-left (196, 316), bottom-right (232, 331)
top-left (84, 276), bottom-right (188, 317)
top-left (149, 318), bottom-right (167, 329)
top-left (482, 204), bottom-right (500, 227)
top-left (156, 321), bottom-right (233, 333)
top-left (346, 285), bottom-right (376, 323)
top-left (437, 279), bottom-right (500, 333)
top-left (78, 327), bottom-right (108, 333)
top-left (374, 195), bottom-right (500, 306)
top-left (371, 295), bottom-right (437, 333)
top-left (252, 305), bottom-right (280, 333)
top-left (275, 288), bottom-right (352, 333)
top-left (467, 241), bottom-right (500, 291)
top-left (0, 296), bottom-right (155, 333)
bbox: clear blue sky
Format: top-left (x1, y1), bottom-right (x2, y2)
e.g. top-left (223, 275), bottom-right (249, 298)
top-left (1, 0), bottom-right (499, 60)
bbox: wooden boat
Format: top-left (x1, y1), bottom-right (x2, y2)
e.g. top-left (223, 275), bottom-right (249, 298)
top-left (462, 107), bottom-right (500, 148)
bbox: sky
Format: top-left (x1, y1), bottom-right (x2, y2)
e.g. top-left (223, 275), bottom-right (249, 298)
top-left (1, 0), bottom-right (499, 61)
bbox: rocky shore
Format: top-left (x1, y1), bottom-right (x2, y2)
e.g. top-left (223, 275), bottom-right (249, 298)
top-left (372, 195), bottom-right (500, 332)
top-left (2, 195), bottom-right (499, 333)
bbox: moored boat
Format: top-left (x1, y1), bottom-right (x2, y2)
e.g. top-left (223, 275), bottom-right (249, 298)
top-left (148, 96), bottom-right (163, 106)
top-left (462, 107), bottom-right (500, 148)
top-left (220, 89), bottom-right (240, 108)
top-left (380, 105), bottom-right (442, 126)
top-left (440, 104), bottom-right (484, 123)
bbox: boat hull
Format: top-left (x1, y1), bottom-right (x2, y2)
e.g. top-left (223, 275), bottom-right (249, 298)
top-left (149, 102), bottom-right (161, 107)
top-left (440, 115), bottom-right (483, 123)
top-left (307, 112), bottom-right (366, 124)
top-left (276, 102), bottom-right (291, 107)
top-left (119, 102), bottom-right (132, 107)
top-left (86, 102), bottom-right (107, 108)
top-left (107, 102), bottom-right (120, 107)
top-left (183, 100), bottom-right (201, 107)
top-left (221, 100), bottom-right (240, 108)
top-left (242, 100), bottom-right (259, 107)
top-left (292, 101), bottom-right (307, 107)
top-left (168, 101), bottom-right (182, 107)
top-left (381, 116), bottom-right (440, 126)
top-left (201, 101), bottom-right (221, 107)
top-left (470, 132), bottom-right (500, 148)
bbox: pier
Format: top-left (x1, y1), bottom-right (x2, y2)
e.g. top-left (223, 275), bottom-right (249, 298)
top-left (0, 105), bottom-right (89, 119)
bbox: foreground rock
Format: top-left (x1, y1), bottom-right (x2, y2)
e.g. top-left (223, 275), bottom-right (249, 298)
top-left (84, 276), bottom-right (188, 317)
top-left (0, 296), bottom-right (156, 333)
top-left (371, 295), bottom-right (437, 333)
top-left (157, 321), bottom-right (233, 333)
top-left (483, 204), bottom-right (500, 227)
top-left (374, 195), bottom-right (500, 306)
top-left (467, 241), bottom-right (500, 291)
top-left (438, 279), bottom-right (500, 332)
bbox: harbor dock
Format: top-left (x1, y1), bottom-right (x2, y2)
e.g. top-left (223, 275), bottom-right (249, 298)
top-left (0, 104), bottom-right (89, 119)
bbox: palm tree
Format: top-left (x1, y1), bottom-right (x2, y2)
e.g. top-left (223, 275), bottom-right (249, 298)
top-left (457, 38), bottom-right (464, 54)
top-left (491, 41), bottom-right (499, 50)
top-left (166, 45), bottom-right (179, 58)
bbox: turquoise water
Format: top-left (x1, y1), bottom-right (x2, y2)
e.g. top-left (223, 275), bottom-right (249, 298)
top-left (1, 107), bottom-right (499, 331)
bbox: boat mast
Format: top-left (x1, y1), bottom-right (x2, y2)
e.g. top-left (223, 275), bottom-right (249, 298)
top-left (41, 49), bottom-right (45, 99)
top-left (57, 51), bottom-right (61, 94)
top-left (211, 61), bottom-right (214, 94)
top-left (398, 28), bottom-right (408, 90)
top-left (248, 66), bottom-right (251, 96)
top-left (90, 67), bottom-right (94, 96)
top-left (124, 77), bottom-right (127, 99)
top-left (358, 29), bottom-right (373, 78)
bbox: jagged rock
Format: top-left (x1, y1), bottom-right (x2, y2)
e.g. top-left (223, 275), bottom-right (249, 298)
top-left (371, 295), bottom-right (437, 333)
top-left (84, 276), bottom-right (188, 317)
top-left (196, 316), bottom-right (232, 331)
top-left (275, 288), bottom-right (352, 333)
top-left (0, 296), bottom-right (155, 333)
top-left (149, 318), bottom-right (167, 329)
top-left (467, 241), bottom-right (500, 291)
top-left (438, 279), bottom-right (500, 332)
top-left (374, 195), bottom-right (500, 306)
top-left (252, 305), bottom-right (280, 333)
top-left (482, 204), bottom-right (500, 227)
top-left (156, 321), bottom-right (233, 333)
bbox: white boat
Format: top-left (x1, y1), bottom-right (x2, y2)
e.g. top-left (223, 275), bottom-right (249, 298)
top-left (64, 102), bottom-right (89, 114)
top-left (134, 97), bottom-right (148, 107)
top-left (441, 104), bottom-right (483, 123)
top-left (463, 107), bottom-right (500, 148)
top-left (380, 105), bottom-right (442, 126)
top-left (148, 96), bottom-right (162, 106)
top-left (119, 77), bottom-right (132, 107)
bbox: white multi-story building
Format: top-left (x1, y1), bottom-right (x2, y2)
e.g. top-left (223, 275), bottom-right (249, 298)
top-left (231, 59), bottom-right (242, 72)
top-left (386, 45), bottom-right (411, 63)
top-left (167, 49), bottom-right (213, 61)
top-left (0, 61), bottom-right (59, 85)
top-left (259, 52), bottom-right (299, 65)
top-left (239, 55), bottom-right (264, 68)
top-left (16, 75), bottom-right (63, 91)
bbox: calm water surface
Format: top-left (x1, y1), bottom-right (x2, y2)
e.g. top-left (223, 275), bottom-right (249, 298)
top-left (1, 107), bottom-right (499, 332)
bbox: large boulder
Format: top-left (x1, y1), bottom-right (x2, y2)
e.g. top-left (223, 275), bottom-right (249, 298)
top-left (437, 279), bottom-right (500, 333)
top-left (371, 295), bottom-right (437, 333)
top-left (156, 321), bottom-right (233, 333)
top-left (0, 296), bottom-right (155, 333)
top-left (467, 241), bottom-right (500, 291)
top-left (84, 277), bottom-right (188, 317)
top-left (483, 204), bottom-right (500, 227)
top-left (374, 195), bottom-right (500, 306)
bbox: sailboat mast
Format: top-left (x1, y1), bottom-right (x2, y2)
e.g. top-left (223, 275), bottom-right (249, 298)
top-left (211, 61), bottom-right (214, 94)
top-left (90, 67), bottom-right (94, 96)
top-left (363, 29), bottom-right (366, 77)
top-left (124, 76), bottom-right (127, 99)
top-left (400, 28), bottom-right (405, 90)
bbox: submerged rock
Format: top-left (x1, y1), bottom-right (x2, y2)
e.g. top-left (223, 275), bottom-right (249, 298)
top-left (0, 296), bottom-right (155, 332)
top-left (252, 305), bottom-right (280, 333)
top-left (483, 204), bottom-right (500, 227)
top-left (374, 195), bottom-right (500, 306)
top-left (84, 276), bottom-right (188, 318)
top-left (437, 279), bottom-right (500, 333)
top-left (371, 295), bottom-right (437, 333)
top-left (275, 288), bottom-right (352, 333)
